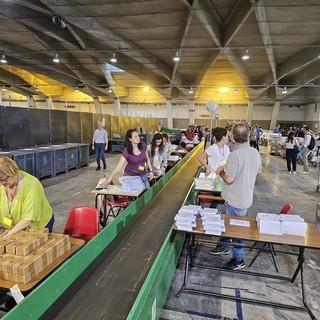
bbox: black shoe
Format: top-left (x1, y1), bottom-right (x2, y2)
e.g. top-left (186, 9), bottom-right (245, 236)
top-left (224, 258), bottom-right (245, 270)
top-left (96, 167), bottom-right (101, 171)
top-left (210, 246), bottom-right (230, 255)
top-left (103, 166), bottom-right (106, 170)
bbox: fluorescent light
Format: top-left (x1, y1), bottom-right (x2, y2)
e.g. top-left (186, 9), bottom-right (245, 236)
top-left (110, 52), bottom-right (117, 63)
top-left (108, 87), bottom-right (112, 93)
top-left (74, 86), bottom-right (79, 92)
top-left (242, 49), bottom-right (250, 60)
top-left (53, 53), bottom-right (60, 63)
top-left (189, 86), bottom-right (194, 94)
top-left (144, 87), bottom-right (151, 93)
top-left (234, 87), bottom-right (239, 94)
top-left (282, 86), bottom-right (287, 94)
top-left (0, 54), bottom-right (7, 64)
top-left (173, 50), bottom-right (180, 62)
top-left (219, 87), bottom-right (228, 93)
top-left (2, 85), bottom-right (7, 91)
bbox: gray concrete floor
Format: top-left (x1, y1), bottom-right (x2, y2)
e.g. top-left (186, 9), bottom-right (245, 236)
top-left (41, 146), bottom-right (320, 320)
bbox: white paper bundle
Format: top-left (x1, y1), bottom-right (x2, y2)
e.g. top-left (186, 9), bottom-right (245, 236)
top-left (119, 176), bottom-right (145, 191)
top-left (256, 213), bottom-right (282, 235)
top-left (280, 214), bottom-right (307, 236)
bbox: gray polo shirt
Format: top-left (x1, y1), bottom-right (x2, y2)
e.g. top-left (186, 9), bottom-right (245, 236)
top-left (221, 143), bottom-right (261, 209)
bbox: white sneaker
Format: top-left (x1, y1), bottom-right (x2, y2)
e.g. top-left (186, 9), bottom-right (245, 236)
top-left (300, 171), bottom-right (310, 174)
top-left (293, 171), bottom-right (297, 175)
top-left (288, 171), bottom-right (292, 174)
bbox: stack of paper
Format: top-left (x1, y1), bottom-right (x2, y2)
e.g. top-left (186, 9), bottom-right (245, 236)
top-left (200, 209), bottom-right (225, 235)
top-left (168, 155), bottom-right (179, 161)
top-left (256, 213), bottom-right (307, 237)
top-left (280, 214), bottom-right (307, 236)
top-left (256, 213), bottom-right (282, 235)
top-left (119, 176), bottom-right (145, 192)
top-left (194, 174), bottom-right (216, 191)
top-left (174, 205), bottom-right (201, 231)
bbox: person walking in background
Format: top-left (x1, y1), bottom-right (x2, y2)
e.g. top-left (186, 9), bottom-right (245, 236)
top-left (249, 126), bottom-right (257, 148)
top-left (214, 123), bottom-right (262, 270)
top-left (284, 131), bottom-right (299, 175)
top-left (273, 124), bottom-right (280, 133)
top-left (92, 120), bottom-right (108, 171)
top-left (301, 125), bottom-right (311, 173)
top-left (255, 124), bottom-right (262, 151)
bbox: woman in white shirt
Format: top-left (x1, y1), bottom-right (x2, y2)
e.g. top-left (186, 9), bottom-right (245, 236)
top-left (198, 127), bottom-right (230, 177)
top-left (148, 133), bottom-right (168, 173)
top-left (284, 131), bottom-right (299, 174)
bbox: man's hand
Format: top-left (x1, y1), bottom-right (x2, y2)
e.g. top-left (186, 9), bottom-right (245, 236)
top-left (204, 168), bottom-right (211, 177)
top-left (92, 145), bottom-right (95, 150)
top-left (105, 145), bottom-right (108, 151)
top-left (215, 166), bottom-right (224, 175)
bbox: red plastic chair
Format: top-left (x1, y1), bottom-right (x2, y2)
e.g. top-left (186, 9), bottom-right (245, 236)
top-left (249, 203), bottom-right (293, 272)
top-left (279, 203), bottom-right (293, 215)
top-left (64, 206), bottom-right (99, 243)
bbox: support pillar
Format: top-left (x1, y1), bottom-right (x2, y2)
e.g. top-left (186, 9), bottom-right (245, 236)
top-left (166, 99), bottom-right (173, 129)
top-left (0, 93), bottom-right (2, 105)
top-left (270, 100), bottom-right (280, 131)
top-left (93, 98), bottom-right (102, 114)
top-left (246, 100), bottom-right (254, 125)
top-left (46, 97), bottom-right (54, 109)
top-left (114, 98), bottom-right (121, 116)
top-left (189, 100), bottom-right (195, 125)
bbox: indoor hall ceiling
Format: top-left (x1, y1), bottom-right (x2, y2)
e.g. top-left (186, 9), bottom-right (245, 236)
top-left (0, 0), bottom-right (319, 106)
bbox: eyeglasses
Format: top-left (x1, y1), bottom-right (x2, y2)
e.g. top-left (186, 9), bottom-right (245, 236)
top-left (0, 176), bottom-right (9, 184)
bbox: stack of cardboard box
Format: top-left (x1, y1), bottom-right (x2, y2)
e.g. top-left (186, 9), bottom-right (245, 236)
top-left (0, 228), bottom-right (70, 284)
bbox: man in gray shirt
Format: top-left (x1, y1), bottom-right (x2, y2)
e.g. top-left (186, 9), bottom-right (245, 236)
top-left (213, 123), bottom-right (262, 270)
top-left (92, 120), bottom-right (108, 171)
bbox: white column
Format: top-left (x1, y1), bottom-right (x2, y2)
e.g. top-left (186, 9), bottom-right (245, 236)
top-left (166, 99), bottom-right (173, 129)
top-left (93, 97), bottom-right (102, 114)
top-left (270, 100), bottom-right (280, 131)
top-left (246, 100), bottom-right (254, 125)
top-left (27, 96), bottom-right (35, 108)
top-left (189, 100), bottom-right (195, 125)
top-left (114, 98), bottom-right (121, 116)
top-left (46, 97), bottom-right (54, 109)
top-left (0, 93), bottom-right (2, 105)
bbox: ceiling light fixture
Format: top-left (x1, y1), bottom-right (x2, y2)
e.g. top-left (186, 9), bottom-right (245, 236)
top-left (35, 86), bottom-right (40, 92)
top-left (74, 86), bottom-right (79, 92)
top-left (234, 87), bottom-right (239, 94)
top-left (219, 87), bottom-right (228, 93)
top-left (173, 50), bottom-right (180, 62)
top-left (108, 87), bottom-right (112, 93)
top-left (110, 52), bottom-right (117, 63)
top-left (0, 54), bottom-right (7, 64)
top-left (2, 85), bottom-right (7, 91)
top-left (53, 53), bottom-right (60, 63)
top-left (242, 49), bottom-right (250, 60)
top-left (282, 86), bottom-right (287, 94)
top-left (144, 87), bottom-right (151, 93)
top-left (189, 86), bottom-right (194, 94)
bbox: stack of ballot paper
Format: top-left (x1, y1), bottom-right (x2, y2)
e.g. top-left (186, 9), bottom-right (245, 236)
top-left (256, 213), bottom-right (307, 236)
top-left (194, 173), bottom-right (216, 191)
top-left (256, 213), bottom-right (283, 235)
top-left (168, 155), bottom-right (179, 161)
top-left (118, 176), bottom-right (145, 192)
top-left (174, 205), bottom-right (201, 231)
top-left (280, 214), bottom-right (307, 236)
top-left (200, 208), bottom-right (225, 235)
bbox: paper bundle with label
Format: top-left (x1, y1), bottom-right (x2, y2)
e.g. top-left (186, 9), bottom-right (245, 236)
top-left (119, 176), bottom-right (145, 192)
top-left (174, 205), bottom-right (201, 231)
top-left (168, 155), bottom-right (179, 161)
top-left (257, 213), bottom-right (307, 236)
top-left (194, 173), bottom-right (216, 191)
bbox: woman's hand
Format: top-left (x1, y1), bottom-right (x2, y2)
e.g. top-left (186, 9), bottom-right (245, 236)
top-left (205, 168), bottom-right (211, 177)
top-left (148, 171), bottom-right (154, 181)
top-left (101, 177), bottom-right (111, 188)
top-left (161, 167), bottom-right (166, 173)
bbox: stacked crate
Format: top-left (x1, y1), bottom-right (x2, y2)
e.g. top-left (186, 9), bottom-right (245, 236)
top-left (0, 228), bottom-right (71, 284)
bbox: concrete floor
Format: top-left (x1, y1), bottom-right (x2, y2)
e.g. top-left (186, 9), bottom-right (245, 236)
top-left (41, 145), bottom-right (320, 319)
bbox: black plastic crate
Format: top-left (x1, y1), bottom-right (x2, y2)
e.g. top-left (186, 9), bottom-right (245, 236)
top-left (11, 149), bottom-right (36, 176)
top-left (79, 144), bottom-right (89, 166)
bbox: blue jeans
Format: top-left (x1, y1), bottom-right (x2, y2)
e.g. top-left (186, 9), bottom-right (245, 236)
top-left (45, 215), bottom-right (55, 233)
top-left (220, 203), bottom-right (247, 261)
top-left (95, 143), bottom-right (106, 168)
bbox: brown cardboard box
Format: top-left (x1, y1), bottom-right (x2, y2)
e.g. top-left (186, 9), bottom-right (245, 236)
top-left (316, 203), bottom-right (320, 229)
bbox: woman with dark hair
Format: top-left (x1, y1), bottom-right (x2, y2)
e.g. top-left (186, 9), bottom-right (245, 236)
top-left (284, 131), bottom-right (299, 174)
top-left (103, 129), bottom-right (153, 187)
top-left (198, 127), bottom-right (230, 177)
top-left (185, 125), bottom-right (195, 141)
top-left (194, 126), bottom-right (203, 141)
top-left (148, 133), bottom-right (168, 173)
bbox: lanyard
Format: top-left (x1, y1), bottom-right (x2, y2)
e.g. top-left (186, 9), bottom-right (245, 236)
top-left (218, 146), bottom-right (225, 160)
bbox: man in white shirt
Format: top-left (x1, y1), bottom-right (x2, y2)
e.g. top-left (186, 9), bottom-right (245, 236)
top-left (301, 125), bottom-right (311, 173)
top-left (92, 120), bottom-right (108, 171)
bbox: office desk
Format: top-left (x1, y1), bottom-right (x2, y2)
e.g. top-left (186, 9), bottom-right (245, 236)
top-left (173, 215), bottom-right (320, 319)
top-left (91, 185), bottom-right (145, 227)
top-left (0, 237), bottom-right (84, 292)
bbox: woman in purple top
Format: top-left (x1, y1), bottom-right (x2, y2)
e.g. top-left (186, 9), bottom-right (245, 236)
top-left (103, 129), bottom-right (153, 188)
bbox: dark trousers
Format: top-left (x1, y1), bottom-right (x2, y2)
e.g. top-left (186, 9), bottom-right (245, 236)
top-left (250, 140), bottom-right (257, 148)
top-left (45, 215), bottom-right (55, 233)
top-left (286, 149), bottom-right (297, 172)
top-left (256, 138), bottom-right (260, 151)
top-left (95, 143), bottom-right (106, 168)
